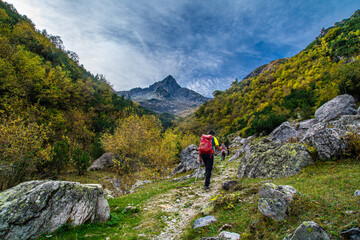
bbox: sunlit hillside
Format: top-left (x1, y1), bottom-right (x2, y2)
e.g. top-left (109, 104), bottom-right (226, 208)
top-left (178, 10), bottom-right (360, 139)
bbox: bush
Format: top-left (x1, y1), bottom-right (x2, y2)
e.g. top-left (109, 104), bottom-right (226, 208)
top-left (0, 115), bottom-right (50, 190)
top-left (72, 147), bottom-right (90, 176)
top-left (50, 139), bottom-right (70, 175)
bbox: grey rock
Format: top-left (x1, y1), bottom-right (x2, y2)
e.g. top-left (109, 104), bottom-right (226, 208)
top-left (193, 215), bottom-right (217, 229)
top-left (0, 180), bottom-right (110, 240)
top-left (172, 144), bottom-right (200, 175)
top-left (222, 181), bottom-right (238, 191)
top-left (301, 123), bottom-right (348, 160)
top-left (283, 221), bottom-right (330, 240)
top-left (173, 167), bottom-right (205, 182)
top-left (227, 149), bottom-right (243, 162)
top-left (258, 183), bottom-right (297, 221)
top-left (270, 121), bottom-right (298, 143)
top-left (200, 237), bottom-right (219, 240)
top-left (219, 231), bottom-right (241, 240)
top-left (340, 227), bottom-right (360, 240)
top-left (314, 94), bottom-right (357, 122)
top-left (297, 119), bottom-right (318, 138)
top-left (88, 152), bottom-right (114, 171)
top-left (354, 190), bottom-right (360, 196)
top-left (237, 139), bottom-right (314, 179)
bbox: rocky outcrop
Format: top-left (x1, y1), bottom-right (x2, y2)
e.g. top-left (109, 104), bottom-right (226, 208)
top-left (0, 180), bottom-right (110, 240)
top-left (270, 122), bottom-right (298, 143)
top-left (172, 144), bottom-right (200, 175)
top-left (88, 152), bottom-right (114, 171)
top-left (258, 183), bottom-right (297, 221)
top-left (283, 221), bottom-right (330, 240)
top-left (314, 94), bottom-right (357, 122)
top-left (300, 123), bottom-right (348, 160)
top-left (268, 95), bottom-right (360, 160)
top-left (237, 138), bottom-right (314, 179)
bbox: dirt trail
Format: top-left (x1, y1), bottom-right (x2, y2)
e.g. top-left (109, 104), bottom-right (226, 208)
top-left (143, 160), bottom-right (238, 240)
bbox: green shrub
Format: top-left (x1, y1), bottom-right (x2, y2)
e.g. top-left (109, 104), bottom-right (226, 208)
top-left (72, 147), bottom-right (90, 176)
top-left (50, 139), bottom-right (70, 175)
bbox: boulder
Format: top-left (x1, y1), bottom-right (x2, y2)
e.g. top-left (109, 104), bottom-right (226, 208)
top-left (172, 167), bottom-right (205, 182)
top-left (297, 118), bottom-right (318, 138)
top-left (300, 123), bottom-right (348, 160)
top-left (283, 221), bottom-right (330, 240)
top-left (237, 138), bottom-right (314, 179)
top-left (270, 122), bottom-right (298, 143)
top-left (222, 181), bottom-right (238, 191)
top-left (340, 227), bottom-right (360, 240)
top-left (219, 231), bottom-right (241, 240)
top-left (172, 144), bottom-right (199, 175)
top-left (88, 152), bottom-right (114, 171)
top-left (193, 215), bottom-right (217, 229)
top-left (354, 190), bottom-right (360, 196)
top-left (0, 180), bottom-right (110, 240)
top-left (258, 183), bottom-right (297, 221)
top-left (314, 94), bottom-right (357, 122)
top-left (227, 149), bottom-right (242, 162)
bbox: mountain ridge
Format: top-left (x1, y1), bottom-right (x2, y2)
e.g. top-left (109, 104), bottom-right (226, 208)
top-left (118, 75), bottom-right (211, 115)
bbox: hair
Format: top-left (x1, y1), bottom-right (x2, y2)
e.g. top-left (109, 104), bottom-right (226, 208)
top-left (208, 130), bottom-right (215, 135)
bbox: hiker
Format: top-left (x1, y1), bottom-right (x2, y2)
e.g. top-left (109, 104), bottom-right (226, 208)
top-left (198, 130), bottom-right (221, 190)
top-left (226, 144), bottom-right (230, 156)
top-left (221, 143), bottom-right (226, 161)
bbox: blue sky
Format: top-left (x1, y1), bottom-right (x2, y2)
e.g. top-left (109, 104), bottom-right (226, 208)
top-left (5, 0), bottom-right (360, 97)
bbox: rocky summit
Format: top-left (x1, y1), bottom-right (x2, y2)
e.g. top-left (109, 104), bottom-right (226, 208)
top-left (117, 75), bottom-right (211, 115)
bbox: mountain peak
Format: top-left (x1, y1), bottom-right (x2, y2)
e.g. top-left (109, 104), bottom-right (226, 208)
top-left (117, 75), bottom-right (210, 115)
top-left (149, 75), bottom-right (181, 94)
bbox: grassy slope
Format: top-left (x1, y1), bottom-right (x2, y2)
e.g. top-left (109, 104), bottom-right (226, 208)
top-left (38, 154), bottom-right (360, 240)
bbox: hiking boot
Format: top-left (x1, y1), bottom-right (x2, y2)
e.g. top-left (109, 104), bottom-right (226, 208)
top-left (204, 185), bottom-right (210, 190)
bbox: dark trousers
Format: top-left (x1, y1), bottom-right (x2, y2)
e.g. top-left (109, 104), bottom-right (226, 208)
top-left (200, 153), bottom-right (214, 187)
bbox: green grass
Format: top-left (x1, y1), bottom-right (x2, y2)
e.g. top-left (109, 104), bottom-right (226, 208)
top-left (38, 158), bottom-right (360, 240)
top-left (38, 178), bottom-right (193, 240)
top-left (181, 159), bottom-right (360, 240)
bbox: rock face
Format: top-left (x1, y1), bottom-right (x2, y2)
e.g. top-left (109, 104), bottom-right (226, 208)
top-left (270, 122), bottom-right (298, 143)
top-left (0, 180), bottom-right (110, 240)
top-left (118, 75), bottom-right (210, 116)
top-left (88, 152), bottom-right (114, 171)
top-left (258, 183), bottom-right (297, 221)
top-left (283, 221), bottom-right (330, 240)
top-left (314, 94), bottom-right (357, 122)
top-left (237, 138), bottom-right (314, 179)
top-left (268, 95), bottom-right (360, 161)
top-left (300, 123), bottom-right (348, 160)
top-left (172, 144), bottom-right (200, 175)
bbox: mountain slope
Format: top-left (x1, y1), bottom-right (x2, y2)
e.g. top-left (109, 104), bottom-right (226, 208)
top-left (118, 75), bottom-right (211, 115)
top-left (178, 10), bottom-right (360, 138)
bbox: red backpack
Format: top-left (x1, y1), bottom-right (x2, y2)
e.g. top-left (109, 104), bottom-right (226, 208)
top-left (199, 135), bottom-right (214, 154)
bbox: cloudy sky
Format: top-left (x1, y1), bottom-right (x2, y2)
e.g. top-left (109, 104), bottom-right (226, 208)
top-left (5, 0), bottom-right (360, 97)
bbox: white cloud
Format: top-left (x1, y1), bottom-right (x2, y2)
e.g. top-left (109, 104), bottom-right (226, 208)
top-left (4, 0), bottom-right (360, 98)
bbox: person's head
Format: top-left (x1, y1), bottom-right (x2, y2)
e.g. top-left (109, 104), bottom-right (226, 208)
top-left (208, 130), bottom-right (215, 136)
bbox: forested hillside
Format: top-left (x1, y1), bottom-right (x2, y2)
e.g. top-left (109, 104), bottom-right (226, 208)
top-left (178, 10), bottom-right (360, 138)
top-left (0, 1), bottom-right (196, 191)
